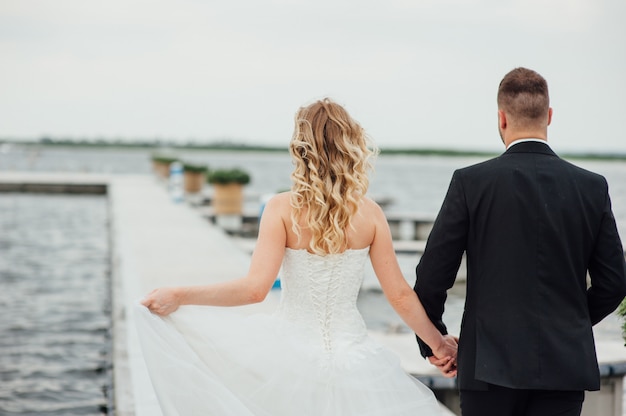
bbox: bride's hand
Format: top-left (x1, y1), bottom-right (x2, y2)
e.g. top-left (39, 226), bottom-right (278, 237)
top-left (141, 287), bottom-right (181, 316)
top-left (433, 334), bottom-right (458, 358)
top-left (431, 334), bottom-right (459, 377)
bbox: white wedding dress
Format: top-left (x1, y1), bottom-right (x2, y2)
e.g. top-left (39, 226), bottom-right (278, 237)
top-left (135, 247), bottom-right (442, 415)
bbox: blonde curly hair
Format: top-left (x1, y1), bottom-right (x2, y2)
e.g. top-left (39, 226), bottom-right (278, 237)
top-left (289, 98), bottom-right (378, 255)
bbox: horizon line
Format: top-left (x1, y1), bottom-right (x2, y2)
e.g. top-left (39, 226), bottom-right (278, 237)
top-left (2, 137), bottom-right (626, 160)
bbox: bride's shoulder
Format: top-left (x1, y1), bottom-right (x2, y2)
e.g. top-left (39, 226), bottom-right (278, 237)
top-left (263, 192), bottom-right (292, 216)
top-left (360, 197), bottom-right (385, 217)
top-left (265, 192), bottom-right (290, 207)
top-left (354, 197), bottom-right (387, 229)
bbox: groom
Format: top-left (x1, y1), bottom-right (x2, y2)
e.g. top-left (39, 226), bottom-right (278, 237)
top-left (414, 67), bottom-right (626, 416)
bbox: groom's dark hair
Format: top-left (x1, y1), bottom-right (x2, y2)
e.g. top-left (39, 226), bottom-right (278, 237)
top-left (497, 67), bottom-right (550, 125)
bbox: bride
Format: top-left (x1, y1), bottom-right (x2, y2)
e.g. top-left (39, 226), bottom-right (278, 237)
top-left (136, 98), bottom-right (457, 415)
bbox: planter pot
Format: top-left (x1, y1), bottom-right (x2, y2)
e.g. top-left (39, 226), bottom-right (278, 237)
top-left (184, 171), bottom-right (205, 194)
top-left (212, 183), bottom-right (244, 214)
top-left (152, 161), bottom-right (172, 179)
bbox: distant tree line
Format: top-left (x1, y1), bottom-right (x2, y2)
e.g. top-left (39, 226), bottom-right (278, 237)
top-left (1, 136), bottom-right (289, 152)
top-left (1, 136), bottom-right (625, 161)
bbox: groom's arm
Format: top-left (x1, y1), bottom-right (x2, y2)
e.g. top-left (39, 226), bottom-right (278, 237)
top-left (587, 190), bottom-right (626, 325)
top-left (414, 170), bottom-right (468, 357)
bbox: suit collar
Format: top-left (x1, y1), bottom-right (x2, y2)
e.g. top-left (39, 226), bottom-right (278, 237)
top-left (507, 138), bottom-right (547, 149)
top-left (503, 140), bottom-right (556, 157)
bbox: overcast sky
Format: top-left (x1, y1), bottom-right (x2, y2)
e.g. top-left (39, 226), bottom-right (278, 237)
top-left (1, 0), bottom-right (625, 152)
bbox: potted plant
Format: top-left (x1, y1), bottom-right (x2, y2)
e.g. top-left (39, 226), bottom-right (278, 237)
top-left (207, 168), bottom-right (251, 215)
top-left (151, 155), bottom-right (179, 179)
top-left (182, 162), bottom-right (208, 194)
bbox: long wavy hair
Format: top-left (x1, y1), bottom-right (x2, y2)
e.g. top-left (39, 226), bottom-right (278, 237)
top-left (289, 98), bottom-right (377, 255)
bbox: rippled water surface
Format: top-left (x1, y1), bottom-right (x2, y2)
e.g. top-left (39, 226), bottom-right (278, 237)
top-left (0, 194), bottom-right (111, 415)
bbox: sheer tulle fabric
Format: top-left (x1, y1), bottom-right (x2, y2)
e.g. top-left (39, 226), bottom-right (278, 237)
top-left (135, 248), bottom-right (442, 415)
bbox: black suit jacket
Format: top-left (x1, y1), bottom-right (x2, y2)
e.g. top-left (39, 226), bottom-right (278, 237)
top-left (415, 141), bottom-right (626, 391)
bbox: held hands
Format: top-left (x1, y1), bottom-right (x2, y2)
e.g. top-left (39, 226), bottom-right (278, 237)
top-left (141, 287), bottom-right (181, 316)
top-left (430, 334), bottom-right (459, 378)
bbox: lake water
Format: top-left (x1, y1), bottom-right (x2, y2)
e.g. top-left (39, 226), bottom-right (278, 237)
top-left (0, 194), bottom-right (111, 415)
top-left (1, 144), bottom-right (625, 413)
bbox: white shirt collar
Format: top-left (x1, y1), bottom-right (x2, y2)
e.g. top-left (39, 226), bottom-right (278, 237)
top-left (506, 138), bottom-right (549, 150)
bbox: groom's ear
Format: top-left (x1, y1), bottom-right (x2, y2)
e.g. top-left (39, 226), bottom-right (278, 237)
top-left (498, 110), bottom-right (507, 130)
top-left (547, 107), bottom-right (553, 126)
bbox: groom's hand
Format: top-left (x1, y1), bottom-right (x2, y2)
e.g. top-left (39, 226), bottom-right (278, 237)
top-left (428, 355), bottom-right (457, 378)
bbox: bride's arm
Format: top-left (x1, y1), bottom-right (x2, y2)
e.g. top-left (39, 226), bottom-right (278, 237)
top-left (368, 203), bottom-right (458, 364)
top-left (142, 195), bottom-right (287, 315)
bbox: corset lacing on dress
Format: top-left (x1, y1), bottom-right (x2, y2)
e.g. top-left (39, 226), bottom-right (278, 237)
top-left (276, 247), bottom-right (370, 360)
